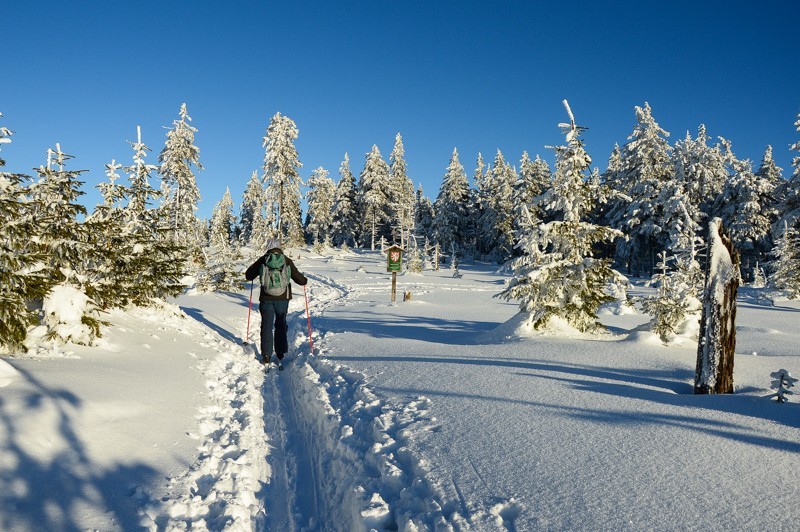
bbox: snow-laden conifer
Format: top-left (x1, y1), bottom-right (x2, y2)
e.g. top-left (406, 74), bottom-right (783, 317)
top-left (641, 253), bottom-right (696, 343)
top-left (612, 103), bottom-right (674, 275)
top-left (674, 125), bottom-right (728, 219)
top-left (433, 148), bottom-right (471, 259)
top-left (469, 153), bottom-right (488, 259)
top-left (331, 153), bottom-right (359, 248)
top-left (305, 166), bottom-right (336, 247)
top-left (29, 145), bottom-right (103, 344)
top-left (389, 133), bottom-right (415, 248)
top-left (158, 103), bottom-right (202, 256)
top-left (773, 112), bottom-right (800, 236)
top-left (359, 145), bottom-right (392, 249)
top-left (769, 222), bottom-right (800, 298)
top-left (642, 173), bottom-right (705, 343)
top-left (121, 127), bottom-right (185, 305)
top-left (244, 170), bottom-right (275, 255)
top-left (715, 156), bottom-right (778, 268)
top-left (499, 101), bottom-right (622, 333)
top-left (0, 115), bottom-right (47, 352)
top-left (87, 160), bottom-right (129, 309)
top-left (262, 112), bottom-right (304, 245)
top-left (199, 188), bottom-right (241, 292)
top-left (516, 152), bottom-right (550, 218)
top-left (414, 185), bottom-right (435, 244)
top-left (481, 150), bottom-right (517, 262)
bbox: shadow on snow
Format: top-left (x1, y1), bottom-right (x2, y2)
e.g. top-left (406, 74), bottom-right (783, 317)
top-left (0, 363), bottom-right (159, 531)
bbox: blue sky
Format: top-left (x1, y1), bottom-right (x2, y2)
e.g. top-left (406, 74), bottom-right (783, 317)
top-left (3, 1), bottom-right (798, 219)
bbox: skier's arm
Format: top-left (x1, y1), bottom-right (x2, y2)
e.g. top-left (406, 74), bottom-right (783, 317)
top-left (289, 259), bottom-right (308, 285)
top-left (244, 256), bottom-right (265, 282)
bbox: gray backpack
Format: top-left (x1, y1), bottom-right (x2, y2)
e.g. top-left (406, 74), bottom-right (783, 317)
top-left (259, 252), bottom-right (291, 297)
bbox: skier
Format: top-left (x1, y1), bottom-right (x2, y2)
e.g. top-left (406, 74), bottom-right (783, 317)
top-left (245, 239), bottom-right (308, 370)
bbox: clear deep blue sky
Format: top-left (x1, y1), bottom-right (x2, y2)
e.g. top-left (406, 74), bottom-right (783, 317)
top-left (3, 1), bottom-right (798, 219)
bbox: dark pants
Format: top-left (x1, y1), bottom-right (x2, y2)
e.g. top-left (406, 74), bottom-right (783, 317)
top-left (259, 299), bottom-right (290, 362)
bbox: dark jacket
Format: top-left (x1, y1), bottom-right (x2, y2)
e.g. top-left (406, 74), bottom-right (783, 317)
top-left (245, 248), bottom-right (308, 301)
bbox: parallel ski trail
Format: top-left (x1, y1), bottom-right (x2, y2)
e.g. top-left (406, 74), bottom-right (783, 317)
top-left (258, 272), bottom-right (348, 530)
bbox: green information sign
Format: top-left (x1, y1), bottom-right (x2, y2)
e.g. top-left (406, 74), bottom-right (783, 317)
top-left (386, 246), bottom-right (403, 272)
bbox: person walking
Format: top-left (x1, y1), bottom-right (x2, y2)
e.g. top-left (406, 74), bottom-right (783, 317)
top-left (245, 239), bottom-right (308, 370)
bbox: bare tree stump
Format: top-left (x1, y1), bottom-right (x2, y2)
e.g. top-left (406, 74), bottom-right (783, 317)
top-left (695, 218), bottom-right (740, 394)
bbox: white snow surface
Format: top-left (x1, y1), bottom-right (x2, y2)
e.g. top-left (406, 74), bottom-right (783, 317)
top-left (1, 248), bottom-right (799, 531)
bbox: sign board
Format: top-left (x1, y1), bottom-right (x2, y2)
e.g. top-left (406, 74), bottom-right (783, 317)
top-left (386, 245), bottom-right (403, 272)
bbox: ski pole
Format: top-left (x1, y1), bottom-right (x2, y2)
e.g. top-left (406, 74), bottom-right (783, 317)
top-left (245, 281), bottom-right (254, 344)
top-left (304, 283), bottom-right (314, 354)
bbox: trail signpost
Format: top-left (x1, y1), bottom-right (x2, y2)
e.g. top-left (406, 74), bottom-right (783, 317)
top-left (386, 245), bottom-right (404, 303)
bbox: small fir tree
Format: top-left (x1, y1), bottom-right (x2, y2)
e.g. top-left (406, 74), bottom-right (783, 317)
top-left (499, 100), bottom-right (622, 333)
top-left (769, 369), bottom-right (798, 403)
top-left (200, 188), bottom-right (241, 292)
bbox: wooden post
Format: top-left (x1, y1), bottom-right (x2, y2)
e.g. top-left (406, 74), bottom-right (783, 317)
top-left (695, 218), bottom-right (740, 394)
top-left (391, 271), bottom-right (397, 303)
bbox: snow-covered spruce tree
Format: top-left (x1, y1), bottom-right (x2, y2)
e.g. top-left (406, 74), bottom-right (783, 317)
top-left (769, 221), bottom-right (800, 298)
top-left (499, 101), bottom-right (623, 333)
top-left (433, 148), bottom-right (471, 259)
top-left (87, 160), bottom-right (131, 309)
top-left (714, 156), bottom-right (778, 271)
top-left (414, 185), bottom-right (435, 244)
top-left (262, 112), bottom-right (304, 245)
top-left (695, 218), bottom-right (740, 394)
top-left (122, 127), bottom-right (185, 306)
top-left (158, 103), bottom-right (202, 260)
top-left (471, 152), bottom-right (489, 258)
top-left (28, 145), bottom-right (104, 344)
top-left (751, 262), bottom-right (767, 288)
top-left (239, 170), bottom-right (266, 247)
top-left (641, 251), bottom-right (701, 343)
top-left (359, 144), bottom-right (392, 250)
top-left (674, 125), bottom-right (728, 220)
top-left (773, 112), bottom-right (800, 238)
top-left (769, 369), bottom-right (798, 403)
top-left (0, 115), bottom-right (47, 352)
top-left (642, 253), bottom-right (689, 342)
top-left (481, 150), bottom-right (517, 262)
top-left (658, 178), bottom-right (705, 296)
top-left (406, 237), bottom-right (424, 273)
top-left (331, 153), bottom-right (359, 247)
top-left (305, 166), bottom-right (336, 246)
top-left (200, 188), bottom-right (241, 292)
top-left (388, 133), bottom-right (416, 249)
top-left (516, 152), bottom-right (550, 220)
top-left (612, 103), bottom-right (674, 275)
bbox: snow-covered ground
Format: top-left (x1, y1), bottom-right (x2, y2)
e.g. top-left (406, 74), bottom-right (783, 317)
top-left (1, 248), bottom-right (798, 531)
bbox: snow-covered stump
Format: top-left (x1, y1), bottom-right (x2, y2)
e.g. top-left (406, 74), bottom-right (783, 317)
top-left (695, 218), bottom-right (740, 394)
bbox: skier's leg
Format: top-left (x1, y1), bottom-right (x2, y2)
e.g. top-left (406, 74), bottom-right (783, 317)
top-left (273, 300), bottom-right (290, 360)
top-left (259, 301), bottom-right (276, 363)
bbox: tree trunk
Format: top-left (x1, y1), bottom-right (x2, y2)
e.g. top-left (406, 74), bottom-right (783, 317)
top-left (695, 218), bottom-right (740, 394)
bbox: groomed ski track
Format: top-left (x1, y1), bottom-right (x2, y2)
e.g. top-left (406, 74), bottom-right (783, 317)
top-left (148, 269), bottom-right (458, 531)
